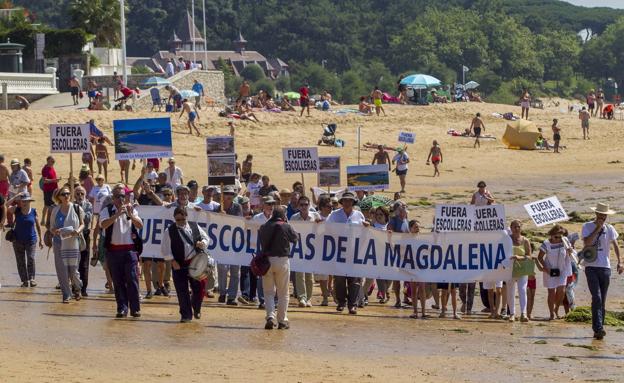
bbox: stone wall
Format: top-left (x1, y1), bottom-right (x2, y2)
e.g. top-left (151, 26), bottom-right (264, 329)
top-left (82, 74), bottom-right (161, 89)
top-left (130, 69), bottom-right (224, 111)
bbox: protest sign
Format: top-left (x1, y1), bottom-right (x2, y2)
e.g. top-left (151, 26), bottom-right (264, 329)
top-left (346, 164), bottom-right (389, 191)
top-left (113, 117), bottom-right (173, 160)
top-left (398, 131), bottom-right (416, 144)
top-left (524, 196), bottom-right (568, 227)
top-left (318, 156), bottom-right (341, 187)
top-left (137, 206), bottom-right (512, 283)
top-left (473, 205), bottom-right (506, 231)
top-left (282, 147), bottom-right (319, 173)
top-left (434, 204), bottom-right (474, 232)
top-left (49, 124), bottom-right (90, 153)
top-left (206, 136), bottom-right (235, 156)
top-left (208, 155), bottom-right (236, 186)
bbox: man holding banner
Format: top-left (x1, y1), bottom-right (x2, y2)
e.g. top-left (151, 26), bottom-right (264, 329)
top-left (327, 192), bottom-right (368, 314)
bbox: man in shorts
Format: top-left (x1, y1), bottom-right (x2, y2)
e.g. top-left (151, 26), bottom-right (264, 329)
top-left (579, 106), bottom-right (591, 140)
top-left (69, 76), bottom-right (81, 105)
top-left (179, 98), bottom-right (201, 136)
top-left (299, 82), bottom-right (310, 117)
top-left (371, 145), bottom-right (391, 170)
top-left (392, 147), bottom-right (409, 194)
top-left (470, 112), bottom-right (485, 148)
top-left (370, 86), bottom-right (386, 116)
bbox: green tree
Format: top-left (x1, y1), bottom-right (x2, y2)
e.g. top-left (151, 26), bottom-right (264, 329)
top-left (69, 0), bottom-right (123, 47)
top-left (252, 78), bottom-right (275, 96)
top-left (340, 70), bottom-right (368, 104)
top-left (240, 63), bottom-right (265, 82)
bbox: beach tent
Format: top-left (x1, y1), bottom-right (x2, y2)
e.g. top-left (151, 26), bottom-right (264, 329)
top-left (501, 120), bottom-right (540, 150)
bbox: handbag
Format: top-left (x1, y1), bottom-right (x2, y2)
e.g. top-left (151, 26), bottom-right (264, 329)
top-left (4, 226), bottom-right (15, 242)
top-left (251, 222), bottom-right (282, 277)
top-left (512, 258), bottom-right (535, 278)
top-left (549, 268), bottom-right (561, 277)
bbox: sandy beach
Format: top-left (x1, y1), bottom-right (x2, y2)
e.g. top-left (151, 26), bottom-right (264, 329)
top-left (1, 101), bottom-right (624, 381)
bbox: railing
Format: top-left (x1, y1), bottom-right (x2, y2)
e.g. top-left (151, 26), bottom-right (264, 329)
top-left (0, 72), bottom-right (58, 94)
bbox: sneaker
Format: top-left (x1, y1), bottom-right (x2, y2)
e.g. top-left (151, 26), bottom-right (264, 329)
top-left (130, 311), bottom-right (141, 318)
top-left (238, 296), bottom-right (250, 305)
top-left (226, 299), bottom-right (238, 306)
top-left (218, 295), bottom-right (226, 303)
top-left (194, 312), bottom-right (201, 320)
top-left (29, 280), bottom-right (37, 287)
top-left (21, 281), bottom-right (29, 287)
top-left (62, 297), bottom-right (70, 304)
top-left (594, 331), bottom-right (604, 340)
top-left (278, 322), bottom-right (290, 330)
top-left (206, 291), bottom-right (215, 298)
top-left (298, 298), bottom-right (307, 307)
top-left (508, 315), bottom-right (515, 322)
top-left (55, 283), bottom-right (61, 290)
top-left (154, 288), bottom-right (162, 296)
top-left (306, 300), bottom-right (313, 307)
top-left (145, 291), bottom-right (154, 299)
top-left (161, 287), bottom-right (170, 297)
top-left (336, 305), bottom-right (345, 312)
top-left (321, 297), bottom-right (329, 306)
top-left (180, 318), bottom-right (192, 323)
top-left (520, 314), bottom-right (529, 323)
top-left (265, 318), bottom-right (276, 330)
top-left (81, 291), bottom-right (89, 297)
top-left (349, 307), bottom-right (358, 315)
top-left (116, 311), bottom-right (128, 318)
top-left (258, 303), bottom-right (265, 309)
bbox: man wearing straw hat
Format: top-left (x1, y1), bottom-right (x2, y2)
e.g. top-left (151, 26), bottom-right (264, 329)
top-left (581, 203), bottom-right (623, 340)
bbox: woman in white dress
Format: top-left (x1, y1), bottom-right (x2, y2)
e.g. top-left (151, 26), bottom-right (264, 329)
top-left (537, 225), bottom-right (573, 320)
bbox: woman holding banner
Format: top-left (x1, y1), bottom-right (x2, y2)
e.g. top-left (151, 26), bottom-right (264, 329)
top-left (506, 220), bottom-right (531, 322)
top-left (537, 225), bottom-right (573, 320)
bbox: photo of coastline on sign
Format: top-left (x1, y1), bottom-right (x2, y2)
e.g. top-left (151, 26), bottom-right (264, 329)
top-left (113, 117), bottom-right (173, 160)
top-left (209, 155), bottom-right (236, 176)
top-left (206, 136), bottom-right (235, 156)
top-left (346, 164), bottom-right (389, 191)
top-left (319, 156), bottom-right (340, 171)
top-left (319, 172), bottom-right (340, 187)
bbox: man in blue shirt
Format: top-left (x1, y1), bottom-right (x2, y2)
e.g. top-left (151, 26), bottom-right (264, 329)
top-left (192, 80), bottom-right (205, 110)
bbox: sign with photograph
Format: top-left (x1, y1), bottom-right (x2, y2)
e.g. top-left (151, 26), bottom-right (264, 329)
top-left (346, 164), bottom-right (389, 191)
top-left (113, 117), bottom-right (173, 160)
top-left (318, 156), bottom-right (341, 187)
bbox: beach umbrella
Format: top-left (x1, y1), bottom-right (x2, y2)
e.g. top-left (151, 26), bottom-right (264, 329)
top-left (180, 89), bottom-right (199, 99)
top-left (399, 74), bottom-right (442, 88)
top-left (358, 195), bottom-right (394, 211)
top-left (283, 91), bottom-right (300, 99)
top-left (143, 76), bottom-right (170, 87)
top-left (465, 81), bottom-right (480, 90)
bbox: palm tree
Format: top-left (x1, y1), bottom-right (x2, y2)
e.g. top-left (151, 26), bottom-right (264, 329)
top-left (69, 0), bottom-right (126, 47)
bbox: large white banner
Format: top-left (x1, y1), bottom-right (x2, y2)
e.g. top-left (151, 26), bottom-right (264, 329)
top-left (136, 206), bottom-right (512, 282)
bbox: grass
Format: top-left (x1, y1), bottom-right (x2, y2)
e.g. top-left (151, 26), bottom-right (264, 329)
top-left (568, 211), bottom-right (591, 223)
top-left (445, 328), bottom-right (470, 334)
top-left (564, 343), bottom-right (599, 351)
top-left (408, 199), bottom-right (432, 207)
top-left (534, 340), bottom-right (548, 344)
top-left (565, 306), bottom-right (624, 327)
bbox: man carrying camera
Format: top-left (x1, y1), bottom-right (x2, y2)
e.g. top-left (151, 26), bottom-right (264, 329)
top-left (161, 207), bottom-right (212, 323)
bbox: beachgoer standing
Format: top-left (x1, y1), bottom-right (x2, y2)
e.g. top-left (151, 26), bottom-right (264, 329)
top-left (596, 88), bottom-right (605, 118)
top-left (552, 119), bottom-right (561, 153)
top-left (579, 106), bottom-right (591, 140)
top-left (299, 83), bottom-right (310, 117)
top-left (391, 147), bottom-right (409, 194)
top-left (9, 159), bottom-right (29, 198)
top-left (519, 89), bottom-right (530, 119)
top-left (112, 71), bottom-right (121, 98)
top-left (69, 76), bottom-right (81, 106)
top-left (179, 98), bottom-right (201, 136)
top-left (371, 86), bottom-right (386, 116)
top-left (372, 145), bottom-right (391, 170)
top-left (470, 113), bottom-right (485, 149)
top-left (587, 90), bottom-right (596, 117)
top-left (192, 79), bottom-right (204, 109)
top-left (581, 203), bottom-right (622, 340)
top-left (426, 140), bottom-right (443, 177)
top-left (95, 138), bottom-right (109, 182)
top-left (165, 60), bottom-right (175, 78)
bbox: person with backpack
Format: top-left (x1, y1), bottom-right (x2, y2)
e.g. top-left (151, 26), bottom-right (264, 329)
top-left (49, 186), bottom-right (85, 303)
top-left (99, 184), bottom-right (143, 318)
top-left (7, 192), bottom-right (43, 287)
top-left (161, 207), bottom-right (212, 323)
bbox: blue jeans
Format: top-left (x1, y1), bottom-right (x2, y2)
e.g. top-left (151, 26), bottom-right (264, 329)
top-left (217, 264), bottom-right (240, 300)
top-left (585, 267), bottom-right (611, 333)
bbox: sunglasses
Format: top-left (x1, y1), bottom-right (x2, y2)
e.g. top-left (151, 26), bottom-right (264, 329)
top-left (114, 195), bottom-right (126, 199)
top-left (553, 235), bottom-right (562, 239)
top-left (76, 192), bottom-right (85, 195)
top-left (60, 192), bottom-right (71, 197)
top-left (175, 218), bottom-right (186, 223)
top-left (299, 203), bottom-right (309, 207)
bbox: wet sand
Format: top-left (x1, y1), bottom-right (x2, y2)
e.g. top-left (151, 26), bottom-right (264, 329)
top-left (1, 101), bottom-right (624, 381)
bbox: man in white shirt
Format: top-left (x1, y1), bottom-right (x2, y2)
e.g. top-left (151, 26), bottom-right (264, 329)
top-left (246, 195), bottom-right (276, 309)
top-left (581, 203), bottom-right (623, 340)
top-left (100, 185), bottom-right (143, 318)
top-left (326, 191), bottom-right (368, 314)
top-left (165, 59), bottom-right (175, 77)
top-left (161, 207), bottom-right (212, 322)
top-left (198, 185), bottom-right (221, 212)
top-left (391, 147), bottom-right (409, 193)
top-left (290, 195), bottom-right (320, 308)
top-left (165, 158), bottom-right (184, 188)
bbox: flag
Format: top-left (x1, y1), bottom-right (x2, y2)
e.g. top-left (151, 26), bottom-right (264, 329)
top-left (462, 65), bottom-right (469, 72)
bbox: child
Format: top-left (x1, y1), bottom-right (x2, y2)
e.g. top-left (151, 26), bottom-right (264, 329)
top-left (552, 119), bottom-right (561, 153)
top-left (438, 282), bottom-right (461, 319)
top-left (426, 140), bottom-right (443, 177)
top-left (23, 158), bottom-right (33, 195)
top-left (527, 242), bottom-right (539, 320)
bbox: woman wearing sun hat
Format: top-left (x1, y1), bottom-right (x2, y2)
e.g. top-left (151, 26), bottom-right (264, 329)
top-left (581, 203), bottom-right (623, 340)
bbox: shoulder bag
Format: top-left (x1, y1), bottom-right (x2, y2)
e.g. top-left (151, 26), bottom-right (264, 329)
top-left (251, 222), bottom-right (282, 277)
top-left (578, 227), bottom-right (604, 263)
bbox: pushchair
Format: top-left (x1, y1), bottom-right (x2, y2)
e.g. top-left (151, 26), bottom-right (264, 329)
top-left (318, 123), bottom-right (337, 146)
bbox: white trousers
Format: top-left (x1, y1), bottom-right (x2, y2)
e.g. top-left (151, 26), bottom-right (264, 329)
top-left (263, 257), bottom-right (290, 324)
top-left (506, 276), bottom-right (528, 316)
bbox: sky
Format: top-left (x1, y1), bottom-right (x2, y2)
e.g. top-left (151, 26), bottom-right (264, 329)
top-left (562, 0), bottom-right (624, 9)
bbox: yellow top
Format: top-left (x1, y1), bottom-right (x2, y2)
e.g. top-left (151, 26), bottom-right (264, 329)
top-left (513, 244), bottom-right (526, 257)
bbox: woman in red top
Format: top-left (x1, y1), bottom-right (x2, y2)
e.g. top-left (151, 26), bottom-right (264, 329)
top-left (299, 84), bottom-right (310, 117)
top-left (41, 156), bottom-right (59, 225)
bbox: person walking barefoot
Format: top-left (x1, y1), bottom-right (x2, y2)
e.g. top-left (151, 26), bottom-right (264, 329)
top-left (426, 140), bottom-right (443, 177)
top-left (470, 113), bottom-right (485, 148)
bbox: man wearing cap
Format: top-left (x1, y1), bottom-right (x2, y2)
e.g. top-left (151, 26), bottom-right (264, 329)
top-left (218, 185), bottom-right (244, 305)
top-left (198, 186), bottom-right (221, 212)
top-left (41, 156), bottom-right (60, 225)
top-left (100, 185), bottom-right (144, 318)
top-left (161, 207), bottom-right (211, 322)
top-left (165, 158), bottom-right (184, 188)
top-left (291, 195), bottom-right (321, 307)
top-left (581, 203), bottom-right (623, 340)
top-left (391, 147), bottom-right (409, 194)
top-left (8, 159), bottom-right (29, 199)
top-left (167, 186), bottom-right (200, 210)
top-left (238, 196), bottom-right (252, 218)
top-left (326, 191), bottom-right (369, 314)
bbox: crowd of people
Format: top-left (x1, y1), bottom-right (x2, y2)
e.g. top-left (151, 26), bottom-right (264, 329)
top-left (0, 151), bottom-right (621, 340)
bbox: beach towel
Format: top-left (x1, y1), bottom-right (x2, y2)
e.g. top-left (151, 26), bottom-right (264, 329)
top-left (382, 93), bottom-right (401, 103)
